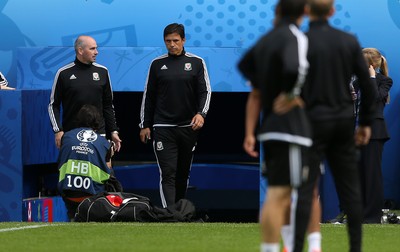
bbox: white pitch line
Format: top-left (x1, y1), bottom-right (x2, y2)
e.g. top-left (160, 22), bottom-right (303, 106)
top-left (0, 224), bottom-right (54, 233)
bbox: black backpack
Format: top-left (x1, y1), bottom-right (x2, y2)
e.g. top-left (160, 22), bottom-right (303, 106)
top-left (74, 191), bottom-right (199, 222)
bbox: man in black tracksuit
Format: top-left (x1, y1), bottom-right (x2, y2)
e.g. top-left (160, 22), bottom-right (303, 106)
top-left (238, 1), bottom-right (313, 251)
top-left (48, 35), bottom-right (121, 151)
top-left (139, 23), bottom-right (211, 208)
top-left (298, 1), bottom-right (377, 252)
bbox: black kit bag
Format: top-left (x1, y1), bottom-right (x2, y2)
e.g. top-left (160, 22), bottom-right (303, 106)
top-left (75, 191), bottom-right (199, 222)
top-left (74, 192), bottom-right (151, 222)
top-left (112, 198), bottom-right (197, 222)
top-left (110, 193), bottom-right (155, 222)
top-left (151, 198), bottom-right (198, 222)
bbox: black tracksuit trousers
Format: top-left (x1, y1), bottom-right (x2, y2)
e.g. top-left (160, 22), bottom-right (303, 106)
top-left (153, 127), bottom-right (199, 208)
top-left (296, 118), bottom-right (363, 252)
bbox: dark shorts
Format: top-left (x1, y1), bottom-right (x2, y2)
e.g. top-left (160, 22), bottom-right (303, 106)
top-left (262, 141), bottom-right (309, 188)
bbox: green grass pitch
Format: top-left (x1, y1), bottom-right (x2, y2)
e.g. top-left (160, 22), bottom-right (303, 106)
top-left (0, 222), bottom-right (399, 251)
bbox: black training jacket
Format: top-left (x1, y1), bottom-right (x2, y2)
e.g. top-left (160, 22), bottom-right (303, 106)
top-left (0, 71), bottom-right (8, 87)
top-left (238, 19), bottom-right (312, 147)
top-left (48, 58), bottom-right (119, 134)
top-left (139, 50), bottom-right (211, 128)
top-left (302, 19), bottom-right (376, 126)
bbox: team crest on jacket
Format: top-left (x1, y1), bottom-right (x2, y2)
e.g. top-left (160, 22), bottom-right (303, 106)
top-left (184, 63), bottom-right (192, 71)
top-left (93, 72), bottom-right (100, 81)
top-left (77, 129), bottom-right (97, 142)
top-left (156, 141), bottom-right (164, 151)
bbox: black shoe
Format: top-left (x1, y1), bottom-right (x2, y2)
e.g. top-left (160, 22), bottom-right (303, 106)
top-left (327, 211), bottom-right (347, 224)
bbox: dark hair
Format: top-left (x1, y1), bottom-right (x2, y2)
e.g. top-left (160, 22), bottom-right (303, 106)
top-left (308, 0), bottom-right (334, 17)
top-left (278, 0), bottom-right (307, 20)
top-left (163, 23), bottom-right (185, 39)
top-left (76, 104), bottom-right (102, 131)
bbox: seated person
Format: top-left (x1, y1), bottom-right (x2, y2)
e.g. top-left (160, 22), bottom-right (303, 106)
top-left (0, 72), bottom-right (15, 90)
top-left (57, 104), bottom-right (119, 220)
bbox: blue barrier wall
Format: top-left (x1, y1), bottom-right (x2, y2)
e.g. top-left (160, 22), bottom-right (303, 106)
top-left (0, 91), bottom-right (22, 221)
top-left (0, 0), bottom-right (399, 221)
top-left (114, 163), bottom-right (259, 213)
top-left (0, 90), bottom-right (57, 221)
